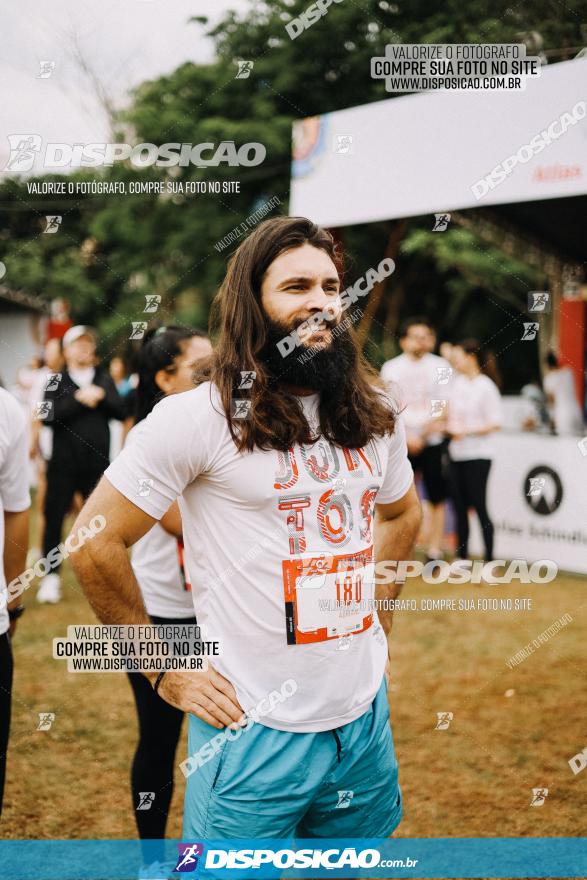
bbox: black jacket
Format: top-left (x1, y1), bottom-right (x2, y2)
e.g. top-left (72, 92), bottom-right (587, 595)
top-left (44, 366), bottom-right (125, 469)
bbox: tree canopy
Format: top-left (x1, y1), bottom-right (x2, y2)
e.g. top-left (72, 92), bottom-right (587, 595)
top-left (1, 0), bottom-right (583, 386)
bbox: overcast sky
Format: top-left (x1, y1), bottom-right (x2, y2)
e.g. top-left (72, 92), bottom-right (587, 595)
top-left (0, 0), bottom-right (251, 170)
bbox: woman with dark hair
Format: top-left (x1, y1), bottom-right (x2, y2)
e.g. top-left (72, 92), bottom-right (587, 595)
top-left (447, 339), bottom-right (502, 563)
top-left (124, 325), bottom-right (211, 876)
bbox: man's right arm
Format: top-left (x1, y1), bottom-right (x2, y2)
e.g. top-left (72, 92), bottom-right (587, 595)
top-left (70, 476), bottom-right (244, 729)
top-left (69, 476), bottom-right (153, 625)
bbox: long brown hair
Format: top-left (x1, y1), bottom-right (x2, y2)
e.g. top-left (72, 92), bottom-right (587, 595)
top-left (457, 338), bottom-right (502, 389)
top-left (197, 216), bottom-right (396, 452)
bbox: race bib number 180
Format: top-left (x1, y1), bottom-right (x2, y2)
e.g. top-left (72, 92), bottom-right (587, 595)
top-left (282, 549), bottom-right (374, 645)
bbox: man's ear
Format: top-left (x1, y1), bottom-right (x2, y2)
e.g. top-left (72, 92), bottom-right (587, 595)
top-left (154, 368), bottom-right (174, 395)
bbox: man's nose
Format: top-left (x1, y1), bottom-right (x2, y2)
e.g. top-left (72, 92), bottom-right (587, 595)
top-left (303, 283), bottom-right (335, 312)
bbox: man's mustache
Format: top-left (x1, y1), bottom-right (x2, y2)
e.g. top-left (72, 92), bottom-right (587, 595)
top-left (283, 310), bottom-right (342, 338)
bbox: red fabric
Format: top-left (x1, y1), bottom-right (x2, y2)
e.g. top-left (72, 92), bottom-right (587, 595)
top-left (559, 299), bottom-right (586, 407)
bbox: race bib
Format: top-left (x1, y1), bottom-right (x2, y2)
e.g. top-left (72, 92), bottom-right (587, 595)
top-left (282, 548), bottom-right (374, 645)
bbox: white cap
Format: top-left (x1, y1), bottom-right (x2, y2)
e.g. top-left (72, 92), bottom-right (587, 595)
top-left (62, 325), bottom-right (96, 347)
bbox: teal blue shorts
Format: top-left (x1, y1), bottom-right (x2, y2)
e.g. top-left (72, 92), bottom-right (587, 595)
top-left (183, 678), bottom-right (401, 838)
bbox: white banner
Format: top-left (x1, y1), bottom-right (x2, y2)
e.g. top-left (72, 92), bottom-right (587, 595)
top-left (290, 58), bottom-right (587, 226)
top-left (469, 432), bottom-right (587, 574)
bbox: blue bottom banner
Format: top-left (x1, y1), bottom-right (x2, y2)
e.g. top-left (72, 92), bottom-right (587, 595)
top-left (0, 838), bottom-right (585, 879)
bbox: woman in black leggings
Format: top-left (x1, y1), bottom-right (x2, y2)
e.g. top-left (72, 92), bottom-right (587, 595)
top-left (446, 339), bottom-right (503, 561)
top-left (127, 617), bottom-right (193, 857)
top-left (0, 631), bottom-right (13, 817)
top-left (122, 326), bottom-right (211, 872)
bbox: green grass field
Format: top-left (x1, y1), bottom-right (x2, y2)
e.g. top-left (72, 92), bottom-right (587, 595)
top-left (2, 556), bottom-right (586, 845)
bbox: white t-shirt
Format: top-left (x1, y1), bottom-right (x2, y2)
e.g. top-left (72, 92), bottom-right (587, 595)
top-left (543, 368), bottom-right (583, 436)
top-left (127, 422), bottom-right (196, 620)
top-left (380, 352), bottom-right (453, 446)
top-left (0, 390), bottom-right (32, 635)
top-left (68, 367), bottom-right (95, 389)
top-left (29, 367), bottom-right (50, 410)
top-left (105, 382), bottom-right (413, 733)
top-left (447, 373), bottom-right (502, 461)
top-left (8, 384), bottom-right (36, 487)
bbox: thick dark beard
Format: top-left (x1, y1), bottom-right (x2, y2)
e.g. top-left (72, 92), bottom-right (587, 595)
top-left (258, 316), bottom-right (357, 392)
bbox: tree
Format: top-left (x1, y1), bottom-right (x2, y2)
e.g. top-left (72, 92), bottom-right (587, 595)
top-left (0, 0), bottom-right (581, 385)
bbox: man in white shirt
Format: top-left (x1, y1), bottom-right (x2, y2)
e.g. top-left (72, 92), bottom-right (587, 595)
top-left (380, 317), bottom-right (453, 561)
top-left (70, 216), bottom-right (422, 839)
top-left (0, 388), bottom-right (31, 817)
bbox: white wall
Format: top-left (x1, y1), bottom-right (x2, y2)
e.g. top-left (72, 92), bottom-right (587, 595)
top-left (0, 310), bottom-right (40, 387)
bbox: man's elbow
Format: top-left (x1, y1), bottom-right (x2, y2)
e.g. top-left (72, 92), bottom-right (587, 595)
top-left (67, 518), bottom-right (108, 580)
top-left (68, 532), bottom-right (97, 582)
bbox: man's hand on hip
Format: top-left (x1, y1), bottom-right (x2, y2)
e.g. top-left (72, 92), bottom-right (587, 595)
top-left (156, 665), bottom-right (245, 729)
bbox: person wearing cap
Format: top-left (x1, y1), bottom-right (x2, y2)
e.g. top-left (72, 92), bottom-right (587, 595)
top-left (37, 326), bottom-right (125, 603)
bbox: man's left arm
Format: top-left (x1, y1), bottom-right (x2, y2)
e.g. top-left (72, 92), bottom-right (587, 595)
top-left (374, 482), bottom-right (422, 638)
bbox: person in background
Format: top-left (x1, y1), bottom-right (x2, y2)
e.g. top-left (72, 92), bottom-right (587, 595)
top-left (8, 364), bottom-right (36, 411)
top-left (520, 380), bottom-right (552, 434)
top-left (109, 356), bottom-right (134, 398)
top-left (37, 326), bottom-right (125, 604)
top-left (123, 326), bottom-right (212, 877)
top-left (446, 339), bottom-right (502, 564)
top-left (8, 366), bottom-right (37, 490)
top-left (439, 341), bottom-right (456, 368)
top-left (543, 352), bottom-right (583, 436)
top-left (109, 356), bottom-right (135, 459)
top-left (0, 387), bottom-right (30, 818)
top-left (28, 338), bottom-right (65, 563)
top-left (381, 317), bottom-right (452, 562)
top-left (114, 358), bottom-right (141, 446)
